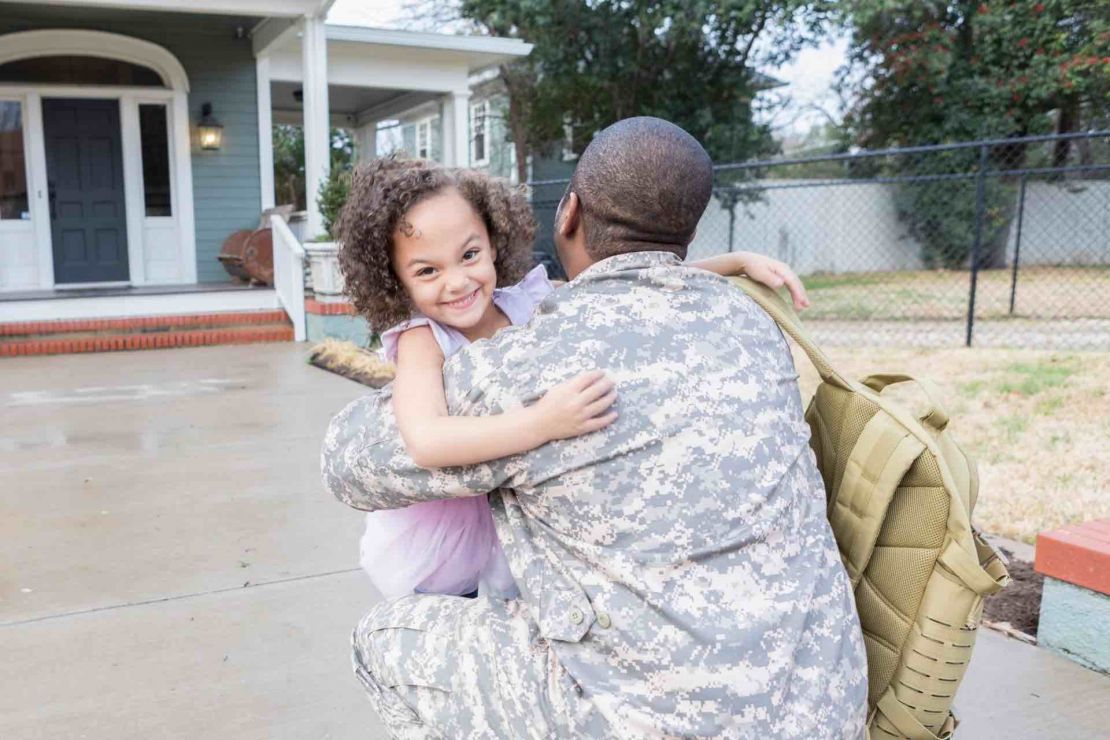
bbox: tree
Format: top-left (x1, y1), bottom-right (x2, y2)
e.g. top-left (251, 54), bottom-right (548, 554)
top-left (444, 0), bottom-right (834, 183)
top-left (839, 0), bottom-right (1109, 146)
top-left (272, 125), bottom-right (356, 211)
top-left (836, 1), bottom-right (1110, 267)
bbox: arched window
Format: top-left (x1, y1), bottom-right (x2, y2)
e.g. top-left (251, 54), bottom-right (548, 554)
top-left (0, 56), bottom-right (165, 86)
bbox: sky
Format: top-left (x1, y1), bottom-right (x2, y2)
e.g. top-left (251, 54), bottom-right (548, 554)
top-left (326, 0), bottom-right (849, 142)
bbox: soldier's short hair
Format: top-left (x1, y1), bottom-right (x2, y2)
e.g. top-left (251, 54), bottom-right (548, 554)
top-left (568, 117), bottom-right (713, 261)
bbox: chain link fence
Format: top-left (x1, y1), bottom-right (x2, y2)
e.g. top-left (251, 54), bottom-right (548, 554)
top-left (529, 131), bottom-right (1110, 350)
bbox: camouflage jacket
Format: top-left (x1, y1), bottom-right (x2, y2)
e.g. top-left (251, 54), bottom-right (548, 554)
top-left (322, 251), bottom-right (868, 738)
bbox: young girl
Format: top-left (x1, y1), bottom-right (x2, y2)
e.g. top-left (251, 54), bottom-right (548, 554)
top-left (335, 156), bottom-right (809, 600)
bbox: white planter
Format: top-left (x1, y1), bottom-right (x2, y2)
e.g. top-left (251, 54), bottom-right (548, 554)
top-left (304, 241), bottom-right (345, 297)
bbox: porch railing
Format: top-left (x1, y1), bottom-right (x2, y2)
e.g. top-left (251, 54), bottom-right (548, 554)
top-left (271, 214), bottom-right (307, 342)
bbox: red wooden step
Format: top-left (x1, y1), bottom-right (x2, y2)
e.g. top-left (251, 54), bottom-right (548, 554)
top-left (1035, 519), bottom-right (1110, 595)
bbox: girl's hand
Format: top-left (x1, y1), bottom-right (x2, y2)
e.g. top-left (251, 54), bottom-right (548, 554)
top-left (533, 370), bottom-right (618, 441)
top-left (735, 251), bottom-right (810, 310)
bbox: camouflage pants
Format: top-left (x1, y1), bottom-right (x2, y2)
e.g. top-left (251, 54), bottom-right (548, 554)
top-left (351, 594), bottom-right (608, 739)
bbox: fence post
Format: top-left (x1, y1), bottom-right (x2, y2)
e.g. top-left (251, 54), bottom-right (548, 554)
top-left (1009, 173), bottom-right (1028, 315)
top-left (727, 203), bottom-right (736, 252)
top-left (965, 144), bottom-right (989, 347)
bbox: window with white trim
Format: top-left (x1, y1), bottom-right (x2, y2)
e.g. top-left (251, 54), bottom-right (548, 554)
top-left (0, 100), bottom-right (29, 220)
top-left (470, 100), bottom-right (489, 165)
top-left (416, 117), bottom-right (433, 159)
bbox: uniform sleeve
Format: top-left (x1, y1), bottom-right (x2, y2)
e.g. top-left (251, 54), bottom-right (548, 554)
top-left (320, 384), bottom-right (512, 511)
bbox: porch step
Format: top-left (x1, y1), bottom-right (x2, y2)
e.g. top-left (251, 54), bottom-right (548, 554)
top-left (0, 311), bottom-right (293, 357)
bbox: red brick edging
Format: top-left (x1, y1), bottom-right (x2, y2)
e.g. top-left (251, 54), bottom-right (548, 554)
top-left (0, 310), bottom-right (290, 337)
top-left (1035, 519), bottom-right (1110, 595)
top-left (305, 298), bottom-right (356, 316)
top-left (0, 325), bottom-right (294, 357)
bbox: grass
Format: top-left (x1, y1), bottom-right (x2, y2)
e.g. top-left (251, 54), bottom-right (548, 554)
top-left (802, 266), bottom-right (1110, 322)
top-left (792, 345), bottom-right (1110, 544)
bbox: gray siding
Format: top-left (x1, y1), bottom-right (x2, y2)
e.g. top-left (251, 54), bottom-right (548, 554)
top-left (0, 3), bottom-right (263, 283)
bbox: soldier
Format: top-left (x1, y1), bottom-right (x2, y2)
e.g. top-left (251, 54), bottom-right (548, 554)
top-left (321, 117), bottom-right (868, 739)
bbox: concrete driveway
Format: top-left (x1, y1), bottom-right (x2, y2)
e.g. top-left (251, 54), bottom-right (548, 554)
top-left (3, 343), bottom-right (1107, 739)
top-left (1, 343), bottom-right (384, 739)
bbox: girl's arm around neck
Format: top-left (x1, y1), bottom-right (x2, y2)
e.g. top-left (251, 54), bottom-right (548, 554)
top-left (688, 250), bottom-right (810, 310)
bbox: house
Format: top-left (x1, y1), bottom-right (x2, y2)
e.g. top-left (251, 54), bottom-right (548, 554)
top-left (0, 0), bottom-right (530, 354)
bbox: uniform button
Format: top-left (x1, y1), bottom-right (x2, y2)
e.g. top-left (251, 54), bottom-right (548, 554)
top-left (596, 613), bottom-right (612, 629)
top-left (569, 608), bottom-right (584, 625)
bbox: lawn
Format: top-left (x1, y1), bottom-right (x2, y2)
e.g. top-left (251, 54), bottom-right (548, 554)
top-left (802, 266), bottom-right (1110, 321)
top-left (793, 345), bottom-right (1110, 544)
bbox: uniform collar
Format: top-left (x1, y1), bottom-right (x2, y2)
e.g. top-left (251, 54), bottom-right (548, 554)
top-left (570, 251), bottom-right (683, 284)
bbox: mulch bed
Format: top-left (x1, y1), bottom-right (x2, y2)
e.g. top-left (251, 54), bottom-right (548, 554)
top-left (982, 548), bottom-right (1043, 638)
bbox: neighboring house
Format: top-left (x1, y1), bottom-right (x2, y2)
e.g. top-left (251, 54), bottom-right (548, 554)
top-left (376, 68), bottom-right (519, 184)
top-left (0, 0), bottom-right (529, 353)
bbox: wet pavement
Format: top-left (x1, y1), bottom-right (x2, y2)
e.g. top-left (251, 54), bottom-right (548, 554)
top-left (1, 344), bottom-right (384, 738)
top-left (2, 343), bottom-right (1107, 738)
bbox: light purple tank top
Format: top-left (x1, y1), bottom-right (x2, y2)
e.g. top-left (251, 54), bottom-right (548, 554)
top-left (379, 264), bottom-right (553, 363)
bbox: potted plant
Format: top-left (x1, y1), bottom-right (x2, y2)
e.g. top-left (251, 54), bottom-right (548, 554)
top-left (304, 167), bottom-right (350, 298)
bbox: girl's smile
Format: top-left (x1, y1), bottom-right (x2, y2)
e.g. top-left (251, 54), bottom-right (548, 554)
top-left (443, 288), bottom-right (480, 311)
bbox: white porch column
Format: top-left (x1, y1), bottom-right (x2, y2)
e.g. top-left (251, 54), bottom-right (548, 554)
top-left (301, 14), bottom-right (330, 238)
top-left (441, 90), bottom-right (470, 167)
top-left (256, 55), bottom-right (275, 210)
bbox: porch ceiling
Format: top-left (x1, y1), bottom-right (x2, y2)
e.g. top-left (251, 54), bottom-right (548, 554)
top-left (271, 80), bottom-right (438, 118)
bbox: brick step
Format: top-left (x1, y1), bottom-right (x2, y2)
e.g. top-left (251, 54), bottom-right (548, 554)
top-left (1, 323), bottom-right (294, 357)
top-left (0, 310), bottom-right (291, 337)
top-left (1036, 519), bottom-right (1110, 595)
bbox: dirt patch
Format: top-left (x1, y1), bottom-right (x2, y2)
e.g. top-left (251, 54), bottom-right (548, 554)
top-left (983, 549), bottom-right (1043, 638)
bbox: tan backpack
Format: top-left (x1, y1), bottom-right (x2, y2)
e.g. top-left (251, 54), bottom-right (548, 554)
top-left (733, 278), bottom-right (1010, 740)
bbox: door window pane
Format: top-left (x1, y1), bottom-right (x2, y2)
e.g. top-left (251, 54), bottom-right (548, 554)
top-left (0, 101), bottom-right (29, 220)
top-left (139, 104), bottom-right (172, 217)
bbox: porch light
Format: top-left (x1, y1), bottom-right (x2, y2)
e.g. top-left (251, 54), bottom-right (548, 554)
top-left (198, 103), bottom-right (223, 151)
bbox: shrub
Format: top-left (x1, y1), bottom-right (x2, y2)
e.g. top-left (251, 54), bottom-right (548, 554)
top-left (317, 167), bottom-right (351, 240)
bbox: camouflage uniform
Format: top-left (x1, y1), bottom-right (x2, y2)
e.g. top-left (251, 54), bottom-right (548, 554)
top-left (322, 251), bottom-right (869, 739)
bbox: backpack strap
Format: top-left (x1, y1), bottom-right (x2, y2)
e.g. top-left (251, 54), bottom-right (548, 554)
top-left (862, 373), bottom-right (951, 432)
top-left (831, 411), bottom-right (926, 588)
top-left (874, 690), bottom-right (956, 739)
top-left (729, 277), bottom-right (854, 392)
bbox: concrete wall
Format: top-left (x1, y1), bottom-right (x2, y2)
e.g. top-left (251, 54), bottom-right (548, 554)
top-left (688, 181), bottom-right (928, 273)
top-left (306, 312), bottom-right (371, 345)
top-left (1006, 180), bottom-right (1110, 266)
top-left (0, 4), bottom-right (263, 284)
top-left (687, 179), bottom-right (1110, 273)
top-left (1039, 576), bottom-right (1110, 674)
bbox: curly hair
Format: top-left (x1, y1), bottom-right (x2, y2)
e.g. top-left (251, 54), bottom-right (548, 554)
top-left (334, 155), bottom-right (536, 332)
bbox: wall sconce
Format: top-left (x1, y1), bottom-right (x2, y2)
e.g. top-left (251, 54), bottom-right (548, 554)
top-left (198, 103), bottom-right (223, 151)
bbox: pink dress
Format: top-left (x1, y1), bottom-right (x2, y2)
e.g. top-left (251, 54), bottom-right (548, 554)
top-left (358, 264), bottom-right (553, 599)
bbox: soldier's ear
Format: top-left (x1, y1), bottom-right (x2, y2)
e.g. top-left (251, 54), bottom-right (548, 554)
top-left (557, 191), bottom-right (581, 237)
